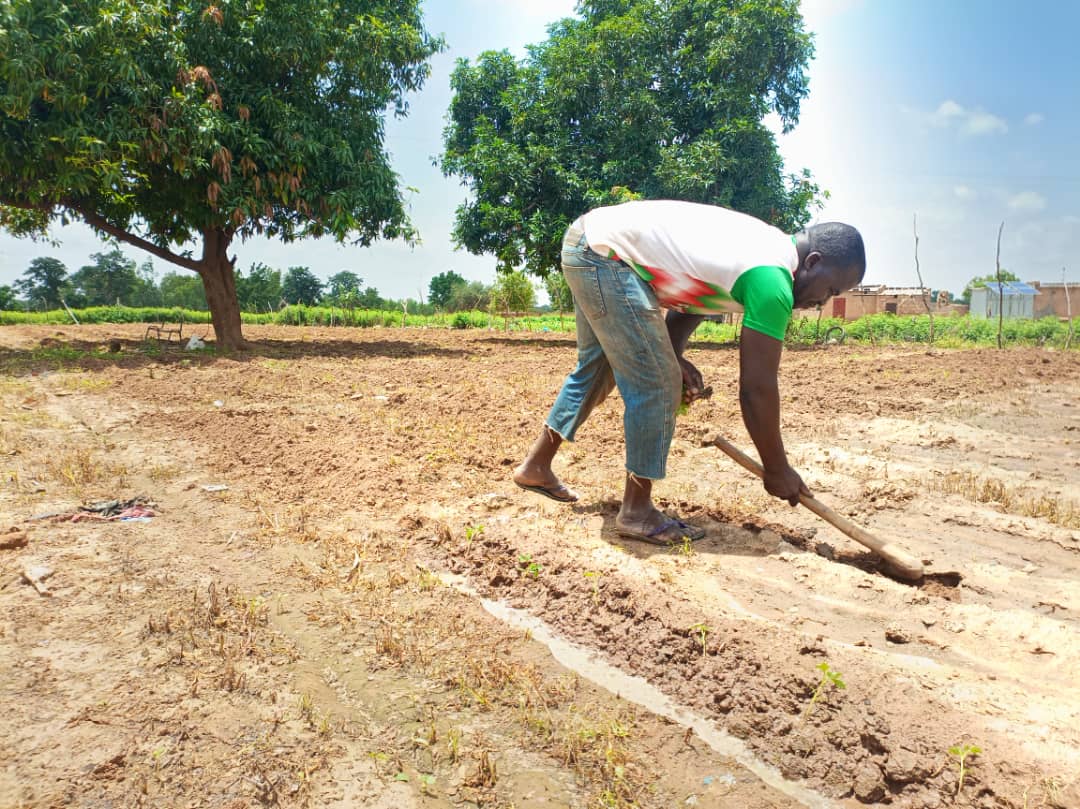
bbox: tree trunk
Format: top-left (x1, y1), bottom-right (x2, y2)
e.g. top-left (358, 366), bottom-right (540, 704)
top-left (198, 228), bottom-right (248, 351)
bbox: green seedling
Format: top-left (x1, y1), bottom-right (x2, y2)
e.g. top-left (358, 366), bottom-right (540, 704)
top-left (676, 534), bottom-right (695, 557)
top-left (802, 661), bottom-right (846, 720)
top-left (689, 622), bottom-right (710, 657)
top-left (464, 524), bottom-right (484, 548)
top-left (518, 553), bottom-right (542, 578)
top-left (583, 570), bottom-right (602, 604)
top-left (948, 743), bottom-right (982, 797)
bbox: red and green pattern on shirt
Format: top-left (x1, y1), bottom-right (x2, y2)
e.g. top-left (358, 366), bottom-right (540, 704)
top-left (609, 249), bottom-right (737, 314)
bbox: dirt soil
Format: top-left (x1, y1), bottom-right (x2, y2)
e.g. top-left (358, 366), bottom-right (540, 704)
top-left (1, 324), bottom-right (1078, 809)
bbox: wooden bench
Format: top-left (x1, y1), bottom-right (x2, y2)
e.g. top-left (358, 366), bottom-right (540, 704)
top-left (144, 314), bottom-right (185, 344)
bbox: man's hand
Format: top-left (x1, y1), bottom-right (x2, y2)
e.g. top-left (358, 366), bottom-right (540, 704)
top-left (678, 356), bottom-right (705, 404)
top-left (762, 464), bottom-right (811, 507)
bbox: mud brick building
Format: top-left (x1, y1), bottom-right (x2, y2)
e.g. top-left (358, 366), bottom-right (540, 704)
top-left (1029, 281), bottom-right (1075, 319)
top-left (795, 285), bottom-right (967, 321)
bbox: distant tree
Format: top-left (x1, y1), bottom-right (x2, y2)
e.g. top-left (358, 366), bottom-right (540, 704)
top-left (0, 1), bottom-right (442, 348)
top-left (428, 270), bottom-right (467, 308)
top-left (961, 269), bottom-right (1019, 303)
top-left (490, 271), bottom-right (536, 324)
top-left (69, 249), bottom-right (141, 306)
top-left (160, 272), bottom-right (208, 310)
top-left (441, 0), bottom-right (820, 277)
top-left (130, 259), bottom-right (162, 306)
top-left (0, 284), bottom-right (16, 310)
top-left (14, 257), bottom-right (68, 309)
top-left (544, 272), bottom-right (573, 314)
top-left (326, 271), bottom-right (364, 303)
top-left (357, 286), bottom-right (387, 309)
top-left (281, 266), bottom-right (324, 305)
top-left (448, 280), bottom-right (490, 312)
top-left (235, 263), bottom-right (283, 312)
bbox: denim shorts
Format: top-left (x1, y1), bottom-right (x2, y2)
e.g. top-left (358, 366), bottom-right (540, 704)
top-left (544, 224), bottom-right (681, 479)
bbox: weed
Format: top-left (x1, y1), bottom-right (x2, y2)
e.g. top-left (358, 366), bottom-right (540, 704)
top-left (689, 622), bottom-right (710, 657)
top-left (446, 727), bottom-right (462, 763)
top-left (802, 661), bottom-right (846, 720)
top-left (518, 553), bottom-right (542, 578)
top-left (674, 535), bottom-right (695, 557)
top-left (948, 743), bottom-right (982, 797)
top-left (297, 693), bottom-right (315, 724)
top-left (463, 523), bottom-right (484, 548)
top-left (583, 570), bottom-right (602, 605)
top-left (927, 471), bottom-right (1080, 529)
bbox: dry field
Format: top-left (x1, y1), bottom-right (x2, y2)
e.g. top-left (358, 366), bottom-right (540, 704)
top-left (1, 323), bottom-right (1078, 809)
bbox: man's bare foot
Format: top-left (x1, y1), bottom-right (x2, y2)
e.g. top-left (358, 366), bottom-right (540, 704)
top-left (513, 466), bottom-right (579, 503)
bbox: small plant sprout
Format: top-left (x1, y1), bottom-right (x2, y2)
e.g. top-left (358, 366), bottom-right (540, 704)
top-left (689, 622), bottom-right (710, 657)
top-left (948, 743), bottom-right (982, 797)
top-left (463, 524), bottom-right (484, 548)
top-left (583, 570), bottom-right (601, 604)
top-left (518, 553), bottom-right (542, 578)
top-left (802, 661), bottom-right (846, 720)
top-left (676, 534), bottom-right (695, 557)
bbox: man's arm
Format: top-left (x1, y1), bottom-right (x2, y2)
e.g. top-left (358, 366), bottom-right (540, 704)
top-left (738, 327), bottom-right (809, 505)
top-left (665, 310), bottom-right (705, 354)
top-left (666, 311), bottom-right (706, 399)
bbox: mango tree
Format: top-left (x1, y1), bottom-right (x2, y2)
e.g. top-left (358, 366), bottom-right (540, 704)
top-left (0, 0), bottom-right (441, 349)
top-left (441, 0), bottom-right (821, 277)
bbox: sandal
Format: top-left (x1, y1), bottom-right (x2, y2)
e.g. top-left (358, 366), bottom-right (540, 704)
top-left (616, 516), bottom-right (705, 546)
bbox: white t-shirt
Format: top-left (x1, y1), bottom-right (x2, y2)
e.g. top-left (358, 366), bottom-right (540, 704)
top-left (578, 200), bottom-right (798, 316)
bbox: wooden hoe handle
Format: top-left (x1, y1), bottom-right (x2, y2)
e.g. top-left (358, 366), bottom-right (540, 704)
top-left (710, 436), bottom-right (925, 582)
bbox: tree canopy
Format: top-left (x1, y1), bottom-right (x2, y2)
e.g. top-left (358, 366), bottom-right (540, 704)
top-left (428, 270), bottom-right (467, 308)
top-left (14, 256), bottom-right (68, 308)
top-left (441, 0), bottom-right (821, 277)
top-left (281, 266), bottom-right (323, 306)
top-left (0, 0), bottom-right (442, 348)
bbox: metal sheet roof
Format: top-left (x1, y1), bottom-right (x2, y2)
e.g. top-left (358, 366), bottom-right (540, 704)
top-left (982, 281), bottom-right (1040, 296)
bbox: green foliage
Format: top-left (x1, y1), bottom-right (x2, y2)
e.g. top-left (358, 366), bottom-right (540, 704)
top-left (490, 271), bottom-right (536, 315)
top-left (948, 744), bottom-right (982, 797)
top-left (802, 661), bottom-right (846, 720)
top-left (281, 266), bottom-right (323, 306)
top-left (544, 272), bottom-right (574, 313)
top-left (159, 271), bottom-right (207, 310)
top-left (0, 0), bottom-right (443, 339)
top-left (14, 257), bottom-right (68, 308)
top-left (235, 263), bottom-right (282, 312)
top-left (0, 284), bottom-right (15, 310)
top-left (441, 0), bottom-right (820, 277)
top-left (326, 271), bottom-right (363, 305)
top-left (961, 269), bottom-right (1018, 302)
top-left (447, 280), bottom-right (491, 312)
top-left (428, 270), bottom-right (467, 309)
top-left (69, 249), bottom-right (145, 307)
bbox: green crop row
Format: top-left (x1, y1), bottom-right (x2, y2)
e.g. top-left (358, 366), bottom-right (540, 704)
top-left (0, 305), bottom-right (1076, 348)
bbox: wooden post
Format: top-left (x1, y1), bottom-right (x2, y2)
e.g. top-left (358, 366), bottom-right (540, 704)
top-left (913, 214), bottom-right (934, 344)
top-left (995, 221), bottom-right (1005, 349)
top-left (1065, 267), bottom-right (1074, 351)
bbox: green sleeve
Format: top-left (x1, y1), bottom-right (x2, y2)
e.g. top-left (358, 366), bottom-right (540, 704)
top-left (730, 265), bottom-right (794, 341)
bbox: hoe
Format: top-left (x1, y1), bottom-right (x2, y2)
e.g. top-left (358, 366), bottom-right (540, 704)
top-left (711, 435), bottom-right (926, 583)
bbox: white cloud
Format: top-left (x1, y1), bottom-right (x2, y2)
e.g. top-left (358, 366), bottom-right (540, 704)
top-left (1008, 191), bottom-right (1047, 212)
top-left (953, 185), bottom-right (977, 201)
top-left (1024, 112), bottom-right (1044, 126)
top-left (928, 99), bottom-right (1008, 136)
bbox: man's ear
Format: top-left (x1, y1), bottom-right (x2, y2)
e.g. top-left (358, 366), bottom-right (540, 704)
top-left (803, 251), bottom-right (823, 271)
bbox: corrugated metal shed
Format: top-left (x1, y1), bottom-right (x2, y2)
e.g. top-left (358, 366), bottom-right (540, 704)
top-left (970, 281), bottom-right (1040, 319)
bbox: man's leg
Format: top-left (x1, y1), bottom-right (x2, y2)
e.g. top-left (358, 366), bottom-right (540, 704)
top-left (574, 264), bottom-right (702, 542)
top-left (514, 229), bottom-right (615, 502)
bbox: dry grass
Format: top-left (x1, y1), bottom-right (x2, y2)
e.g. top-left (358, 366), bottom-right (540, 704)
top-left (927, 471), bottom-right (1080, 529)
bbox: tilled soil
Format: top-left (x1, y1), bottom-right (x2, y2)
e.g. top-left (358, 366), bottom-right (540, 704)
top-left (2, 323), bottom-right (1078, 808)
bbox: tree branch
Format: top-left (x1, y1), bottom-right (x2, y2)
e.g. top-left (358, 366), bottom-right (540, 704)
top-left (73, 206), bottom-right (204, 274)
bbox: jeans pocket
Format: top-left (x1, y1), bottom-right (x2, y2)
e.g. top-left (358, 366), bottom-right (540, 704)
top-left (563, 264), bottom-right (607, 320)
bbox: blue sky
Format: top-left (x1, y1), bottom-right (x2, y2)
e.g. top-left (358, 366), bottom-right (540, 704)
top-left (1, 0), bottom-right (1077, 298)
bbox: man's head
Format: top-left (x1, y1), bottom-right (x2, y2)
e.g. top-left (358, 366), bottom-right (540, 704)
top-left (792, 222), bottom-right (866, 309)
